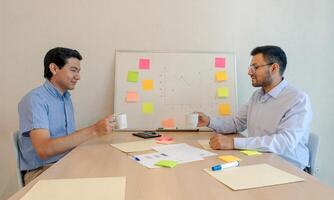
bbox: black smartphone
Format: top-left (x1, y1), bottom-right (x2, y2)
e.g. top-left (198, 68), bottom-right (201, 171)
top-left (132, 131), bottom-right (161, 139)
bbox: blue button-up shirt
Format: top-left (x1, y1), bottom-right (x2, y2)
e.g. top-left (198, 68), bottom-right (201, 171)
top-left (209, 79), bottom-right (312, 169)
top-left (18, 80), bottom-right (76, 171)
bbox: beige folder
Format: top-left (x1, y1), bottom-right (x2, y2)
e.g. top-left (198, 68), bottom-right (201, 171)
top-left (20, 177), bottom-right (126, 200)
top-left (111, 139), bottom-right (162, 152)
top-left (204, 163), bottom-right (304, 190)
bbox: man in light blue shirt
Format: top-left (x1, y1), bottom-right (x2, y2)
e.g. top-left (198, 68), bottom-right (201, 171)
top-left (198, 45), bottom-right (312, 169)
top-left (18, 47), bottom-right (115, 185)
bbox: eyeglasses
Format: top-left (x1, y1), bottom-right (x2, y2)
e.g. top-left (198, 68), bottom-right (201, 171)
top-left (248, 63), bottom-right (273, 73)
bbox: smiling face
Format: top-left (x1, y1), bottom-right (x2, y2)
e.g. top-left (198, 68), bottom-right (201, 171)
top-left (248, 53), bottom-right (273, 88)
top-left (49, 57), bottom-right (81, 94)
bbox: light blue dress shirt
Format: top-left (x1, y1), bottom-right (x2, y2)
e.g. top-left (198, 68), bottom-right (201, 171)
top-left (18, 80), bottom-right (76, 171)
top-left (208, 79), bottom-right (312, 169)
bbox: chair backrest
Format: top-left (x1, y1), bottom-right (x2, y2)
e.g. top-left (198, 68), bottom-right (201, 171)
top-left (10, 131), bottom-right (24, 188)
top-left (307, 132), bottom-right (320, 175)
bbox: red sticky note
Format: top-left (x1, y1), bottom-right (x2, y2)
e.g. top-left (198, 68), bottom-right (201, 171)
top-left (126, 91), bottom-right (138, 102)
top-left (215, 57), bottom-right (226, 68)
top-left (139, 58), bottom-right (150, 69)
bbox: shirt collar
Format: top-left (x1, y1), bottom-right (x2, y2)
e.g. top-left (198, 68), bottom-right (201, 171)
top-left (265, 78), bottom-right (288, 99)
top-left (43, 80), bottom-right (71, 98)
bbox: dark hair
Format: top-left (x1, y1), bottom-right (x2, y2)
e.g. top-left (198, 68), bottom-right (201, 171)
top-left (250, 45), bottom-right (287, 75)
top-left (44, 47), bottom-right (82, 80)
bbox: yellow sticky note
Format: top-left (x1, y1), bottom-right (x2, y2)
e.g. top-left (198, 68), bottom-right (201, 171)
top-left (219, 155), bottom-right (242, 162)
top-left (126, 91), bottom-right (138, 103)
top-left (240, 150), bottom-right (262, 156)
top-left (142, 80), bottom-right (154, 90)
top-left (161, 118), bottom-right (176, 128)
top-left (142, 102), bottom-right (154, 114)
top-left (155, 160), bottom-right (178, 168)
top-left (217, 87), bottom-right (229, 98)
top-left (219, 104), bottom-right (231, 116)
top-left (215, 71), bottom-right (228, 82)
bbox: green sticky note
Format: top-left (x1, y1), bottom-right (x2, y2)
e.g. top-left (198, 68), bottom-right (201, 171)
top-left (127, 71), bottom-right (139, 82)
top-left (142, 102), bottom-right (154, 114)
top-left (217, 87), bottom-right (229, 98)
top-left (155, 160), bottom-right (178, 168)
top-left (240, 150), bottom-right (262, 156)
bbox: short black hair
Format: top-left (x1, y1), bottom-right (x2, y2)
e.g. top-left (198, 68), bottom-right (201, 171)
top-left (250, 45), bottom-right (287, 76)
top-left (44, 47), bottom-right (82, 80)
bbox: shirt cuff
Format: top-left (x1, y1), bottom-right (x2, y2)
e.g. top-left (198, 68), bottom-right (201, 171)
top-left (207, 116), bottom-right (220, 131)
top-left (234, 137), bottom-right (247, 149)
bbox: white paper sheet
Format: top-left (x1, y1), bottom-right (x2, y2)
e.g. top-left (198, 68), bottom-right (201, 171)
top-left (152, 143), bottom-right (217, 158)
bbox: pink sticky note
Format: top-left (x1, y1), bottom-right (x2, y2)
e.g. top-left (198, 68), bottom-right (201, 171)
top-left (156, 136), bottom-right (174, 144)
top-left (139, 58), bottom-right (150, 69)
top-left (126, 91), bottom-right (138, 102)
top-left (161, 118), bottom-right (175, 128)
top-left (215, 57), bottom-right (226, 68)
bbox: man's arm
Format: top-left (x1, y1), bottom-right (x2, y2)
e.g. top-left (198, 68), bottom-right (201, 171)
top-left (30, 115), bottom-right (114, 160)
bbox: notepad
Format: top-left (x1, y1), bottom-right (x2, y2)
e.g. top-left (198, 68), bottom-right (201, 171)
top-left (20, 177), bottom-right (126, 200)
top-left (240, 150), bottom-right (262, 156)
top-left (204, 163), bottom-right (304, 190)
top-left (155, 160), bottom-right (178, 168)
top-left (111, 140), bottom-right (162, 153)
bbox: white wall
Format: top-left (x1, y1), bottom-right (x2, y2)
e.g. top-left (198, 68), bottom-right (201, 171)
top-left (1, 0), bottom-right (333, 199)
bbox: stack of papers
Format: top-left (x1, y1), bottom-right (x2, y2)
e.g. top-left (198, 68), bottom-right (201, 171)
top-left (133, 143), bottom-right (217, 168)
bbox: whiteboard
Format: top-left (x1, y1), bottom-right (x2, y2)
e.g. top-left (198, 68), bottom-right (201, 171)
top-left (114, 50), bottom-right (237, 130)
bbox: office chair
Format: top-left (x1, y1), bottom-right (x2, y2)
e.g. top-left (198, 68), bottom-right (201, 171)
top-left (306, 132), bottom-right (320, 175)
top-left (11, 131), bottom-right (24, 188)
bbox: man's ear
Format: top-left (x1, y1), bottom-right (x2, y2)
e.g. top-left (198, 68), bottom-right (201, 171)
top-left (271, 63), bottom-right (280, 74)
top-left (49, 63), bottom-right (59, 76)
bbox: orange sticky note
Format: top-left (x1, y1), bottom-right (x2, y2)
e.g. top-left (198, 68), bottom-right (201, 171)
top-left (161, 118), bottom-right (176, 129)
top-left (142, 80), bottom-right (154, 90)
top-left (215, 57), bottom-right (226, 68)
top-left (139, 58), bottom-right (150, 69)
top-left (126, 91), bottom-right (138, 103)
top-left (215, 71), bottom-right (228, 82)
top-left (219, 104), bottom-right (231, 115)
top-left (219, 155), bottom-right (241, 162)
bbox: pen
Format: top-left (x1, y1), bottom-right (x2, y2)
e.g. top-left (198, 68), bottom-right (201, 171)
top-left (211, 161), bottom-right (239, 171)
top-left (133, 156), bottom-right (140, 161)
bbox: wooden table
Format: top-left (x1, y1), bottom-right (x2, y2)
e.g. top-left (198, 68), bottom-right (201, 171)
top-left (8, 131), bottom-right (334, 200)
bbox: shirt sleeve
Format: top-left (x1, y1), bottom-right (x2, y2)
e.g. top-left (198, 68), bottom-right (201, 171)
top-left (208, 104), bottom-right (248, 133)
top-left (18, 93), bottom-right (49, 135)
top-left (234, 93), bottom-right (312, 153)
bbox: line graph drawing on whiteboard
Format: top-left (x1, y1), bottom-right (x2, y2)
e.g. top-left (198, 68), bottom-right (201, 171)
top-left (161, 65), bottom-right (216, 106)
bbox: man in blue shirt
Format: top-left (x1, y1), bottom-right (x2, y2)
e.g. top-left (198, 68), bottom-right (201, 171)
top-left (198, 45), bottom-right (312, 170)
top-left (18, 47), bottom-right (115, 185)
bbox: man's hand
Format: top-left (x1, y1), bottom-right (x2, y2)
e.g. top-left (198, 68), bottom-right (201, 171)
top-left (93, 115), bottom-right (115, 136)
top-left (196, 112), bottom-right (210, 127)
top-left (209, 134), bottom-right (234, 150)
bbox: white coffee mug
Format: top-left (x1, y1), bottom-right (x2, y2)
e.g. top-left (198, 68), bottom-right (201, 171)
top-left (185, 113), bottom-right (199, 128)
top-left (114, 113), bottom-right (127, 129)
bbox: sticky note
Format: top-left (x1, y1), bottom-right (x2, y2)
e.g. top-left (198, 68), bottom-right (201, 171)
top-left (155, 160), bottom-right (178, 168)
top-left (139, 58), bottom-right (150, 69)
top-left (142, 102), bottom-right (154, 114)
top-left (219, 155), bottom-right (242, 162)
top-left (156, 136), bottom-right (174, 144)
top-left (126, 91), bottom-right (138, 103)
top-left (240, 150), bottom-right (262, 156)
top-left (142, 80), bottom-right (154, 90)
top-left (127, 71), bottom-right (139, 82)
top-left (161, 118), bottom-right (176, 129)
top-left (217, 87), bottom-right (229, 98)
top-left (215, 71), bottom-right (228, 82)
top-left (219, 104), bottom-right (231, 115)
top-left (215, 57), bottom-right (226, 68)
